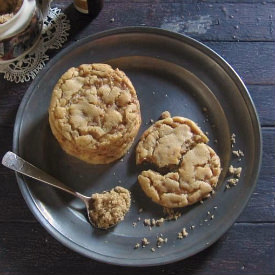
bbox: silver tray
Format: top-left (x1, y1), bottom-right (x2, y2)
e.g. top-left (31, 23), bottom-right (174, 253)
top-left (13, 27), bottom-right (262, 266)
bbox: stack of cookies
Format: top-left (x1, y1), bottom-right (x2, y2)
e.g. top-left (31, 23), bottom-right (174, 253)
top-left (49, 63), bottom-right (141, 164)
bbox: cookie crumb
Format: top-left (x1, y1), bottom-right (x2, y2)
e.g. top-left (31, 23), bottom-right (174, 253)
top-left (120, 158), bottom-right (124, 162)
top-left (110, 18), bottom-right (115, 22)
top-left (144, 219), bottom-right (151, 226)
top-left (227, 178), bottom-right (239, 185)
top-left (214, 206), bottom-right (218, 209)
top-left (200, 200), bottom-right (204, 204)
top-left (202, 107), bottom-right (208, 112)
top-left (163, 208), bottom-right (182, 220)
top-left (157, 237), bottom-right (165, 246)
top-left (142, 238), bottom-right (150, 247)
top-left (138, 208), bottom-right (143, 213)
top-left (156, 218), bottom-right (165, 226)
top-left (211, 215), bottom-right (215, 220)
top-left (151, 247), bottom-right (155, 252)
top-left (134, 243), bottom-right (140, 249)
top-left (231, 133), bottom-right (236, 145)
top-left (137, 217), bottom-right (141, 221)
top-left (191, 225), bottom-right (195, 229)
top-left (152, 91), bottom-right (156, 95)
top-left (165, 94), bottom-right (168, 97)
top-left (228, 165), bottom-right (242, 178)
top-left (226, 184), bottom-right (230, 189)
top-left (161, 111), bottom-right (171, 119)
top-left (132, 222), bottom-right (137, 227)
top-left (150, 119), bottom-right (154, 124)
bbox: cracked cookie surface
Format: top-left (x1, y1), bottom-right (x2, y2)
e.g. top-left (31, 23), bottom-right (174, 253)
top-left (138, 143), bottom-right (221, 208)
top-left (136, 113), bottom-right (208, 168)
top-left (49, 63), bottom-right (141, 164)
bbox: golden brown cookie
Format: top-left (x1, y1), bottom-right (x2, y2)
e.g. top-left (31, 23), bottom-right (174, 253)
top-left (136, 112), bottom-right (208, 168)
top-left (49, 63), bottom-right (141, 164)
top-left (138, 143), bottom-right (221, 208)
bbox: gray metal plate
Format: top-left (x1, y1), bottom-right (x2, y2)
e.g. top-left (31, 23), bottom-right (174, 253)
top-left (13, 27), bottom-right (262, 266)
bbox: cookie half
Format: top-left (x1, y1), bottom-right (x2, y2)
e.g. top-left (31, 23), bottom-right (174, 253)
top-left (49, 63), bottom-right (141, 164)
top-left (136, 113), bottom-right (208, 168)
top-left (138, 143), bottom-right (221, 208)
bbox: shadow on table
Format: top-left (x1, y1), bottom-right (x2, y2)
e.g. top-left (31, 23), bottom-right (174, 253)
top-left (62, 3), bottom-right (102, 42)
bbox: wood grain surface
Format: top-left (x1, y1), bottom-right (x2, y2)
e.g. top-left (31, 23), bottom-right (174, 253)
top-left (0, 0), bottom-right (274, 274)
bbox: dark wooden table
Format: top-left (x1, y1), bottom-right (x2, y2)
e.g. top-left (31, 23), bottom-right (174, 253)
top-left (0, 1), bottom-right (274, 274)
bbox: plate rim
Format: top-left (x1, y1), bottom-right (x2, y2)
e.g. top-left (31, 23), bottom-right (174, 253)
top-left (13, 26), bottom-right (262, 266)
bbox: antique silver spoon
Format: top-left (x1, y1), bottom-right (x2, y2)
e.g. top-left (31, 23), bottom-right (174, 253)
top-left (1, 151), bottom-right (123, 229)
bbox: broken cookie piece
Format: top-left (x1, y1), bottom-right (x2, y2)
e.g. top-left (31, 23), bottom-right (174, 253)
top-left (138, 143), bottom-right (221, 208)
top-left (136, 115), bottom-right (208, 168)
top-left (89, 186), bottom-right (131, 229)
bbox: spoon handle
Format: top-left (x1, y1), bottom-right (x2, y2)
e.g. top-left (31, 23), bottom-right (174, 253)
top-left (2, 151), bottom-right (88, 202)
